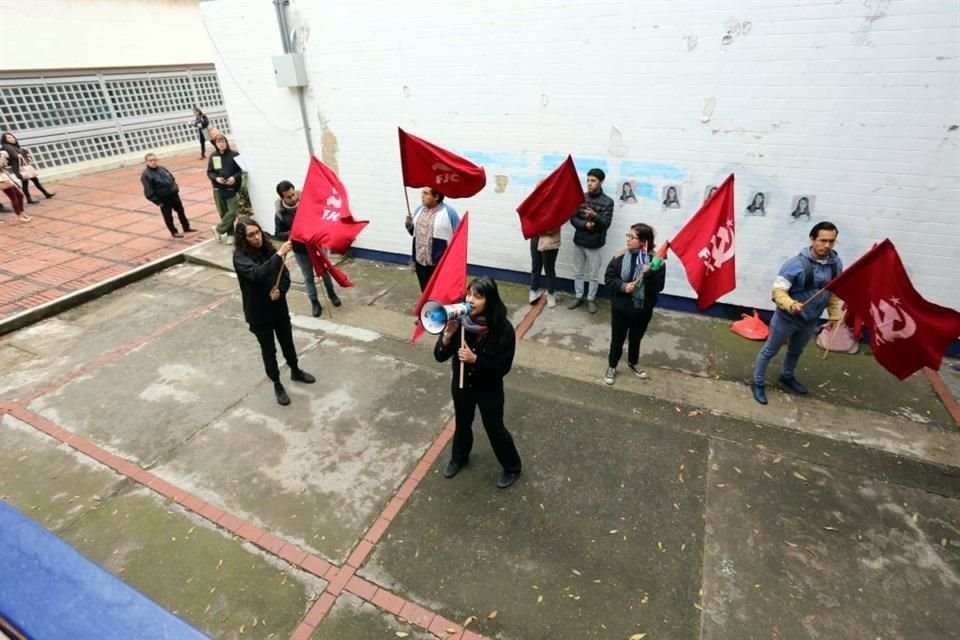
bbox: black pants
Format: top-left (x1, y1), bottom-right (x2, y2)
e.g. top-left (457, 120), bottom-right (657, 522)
top-left (250, 315), bottom-right (298, 382)
top-left (415, 261), bottom-right (436, 292)
top-left (529, 238), bottom-right (558, 293)
top-left (451, 384), bottom-right (522, 473)
top-left (608, 306), bottom-right (655, 368)
top-left (198, 131), bottom-right (208, 157)
top-left (20, 176), bottom-right (49, 200)
top-left (158, 194), bottom-right (191, 235)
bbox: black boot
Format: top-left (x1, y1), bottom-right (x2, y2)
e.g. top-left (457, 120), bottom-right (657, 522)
top-left (26, 196), bottom-right (39, 204)
top-left (291, 368), bottom-right (315, 383)
top-left (274, 381), bottom-right (290, 406)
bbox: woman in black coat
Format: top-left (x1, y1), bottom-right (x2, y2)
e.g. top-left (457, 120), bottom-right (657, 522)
top-left (207, 134), bottom-right (245, 242)
top-left (603, 223), bottom-right (666, 385)
top-left (1, 132), bottom-right (55, 204)
top-left (192, 107), bottom-right (210, 159)
top-left (434, 277), bottom-right (522, 489)
top-left (233, 217), bottom-right (315, 406)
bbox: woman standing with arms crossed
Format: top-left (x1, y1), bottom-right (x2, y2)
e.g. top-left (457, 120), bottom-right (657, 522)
top-left (233, 217), bottom-right (316, 406)
top-left (603, 223), bottom-right (666, 385)
top-left (192, 107), bottom-right (210, 159)
top-left (434, 277), bottom-right (522, 489)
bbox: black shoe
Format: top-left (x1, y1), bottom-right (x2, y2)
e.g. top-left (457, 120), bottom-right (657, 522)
top-left (497, 471), bottom-right (521, 489)
top-left (443, 459), bottom-right (467, 479)
top-left (43, 192), bottom-right (55, 199)
top-left (183, 227), bottom-right (197, 233)
top-left (751, 383), bottom-right (768, 405)
top-left (329, 292), bottom-right (342, 307)
top-left (291, 368), bottom-right (315, 383)
top-left (311, 300), bottom-right (322, 318)
top-left (274, 381), bottom-right (290, 406)
top-left (778, 375), bottom-right (808, 395)
top-left (171, 231), bottom-right (184, 238)
top-left (567, 297), bottom-right (585, 310)
top-left (26, 197), bottom-right (39, 204)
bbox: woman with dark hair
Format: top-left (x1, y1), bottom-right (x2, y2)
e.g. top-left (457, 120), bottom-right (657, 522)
top-left (404, 187), bottom-right (460, 291)
top-left (746, 192), bottom-right (766, 215)
top-left (791, 196), bottom-right (811, 220)
top-left (233, 217), bottom-right (315, 406)
top-left (207, 134), bottom-right (245, 242)
top-left (0, 149), bottom-right (30, 222)
top-left (192, 107), bottom-right (210, 159)
top-left (603, 223), bottom-right (666, 385)
top-left (434, 276), bottom-right (522, 489)
top-left (620, 182), bottom-right (637, 203)
top-left (1, 132), bottom-right (55, 204)
top-left (662, 185), bottom-right (680, 208)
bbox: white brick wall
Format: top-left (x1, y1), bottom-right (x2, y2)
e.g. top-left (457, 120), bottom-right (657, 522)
top-left (201, 0), bottom-right (960, 310)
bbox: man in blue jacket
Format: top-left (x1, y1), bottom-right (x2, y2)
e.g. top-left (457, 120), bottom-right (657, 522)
top-left (568, 168), bottom-right (614, 314)
top-left (751, 222), bottom-right (843, 405)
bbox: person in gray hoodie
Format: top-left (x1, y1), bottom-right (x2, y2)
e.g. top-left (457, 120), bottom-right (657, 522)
top-left (751, 222), bottom-right (843, 405)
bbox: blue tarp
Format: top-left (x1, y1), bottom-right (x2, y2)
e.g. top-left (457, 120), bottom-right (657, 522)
top-left (0, 500), bottom-right (208, 640)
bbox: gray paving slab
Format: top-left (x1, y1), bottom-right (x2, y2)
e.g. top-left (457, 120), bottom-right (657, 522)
top-left (24, 304), bottom-right (279, 466)
top-left (0, 414), bottom-right (128, 532)
top-left (60, 485), bottom-right (324, 640)
top-left (151, 336), bottom-right (451, 563)
top-left (0, 280), bottom-right (220, 400)
top-left (700, 439), bottom-right (960, 640)
top-left (360, 379), bottom-right (710, 640)
top-left (310, 593), bottom-right (435, 640)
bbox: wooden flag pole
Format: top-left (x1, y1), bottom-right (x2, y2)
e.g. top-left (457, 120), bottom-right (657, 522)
top-left (459, 323), bottom-right (466, 390)
top-left (797, 285), bottom-right (830, 309)
top-left (820, 321), bottom-right (842, 360)
top-left (403, 185), bottom-right (412, 218)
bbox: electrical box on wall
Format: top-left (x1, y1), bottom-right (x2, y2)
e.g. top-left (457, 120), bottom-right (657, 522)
top-left (271, 53), bottom-right (307, 87)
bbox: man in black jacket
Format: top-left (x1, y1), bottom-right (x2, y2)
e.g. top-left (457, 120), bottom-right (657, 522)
top-left (568, 168), bottom-right (614, 313)
top-left (273, 180), bottom-right (341, 318)
top-left (141, 153), bottom-right (194, 238)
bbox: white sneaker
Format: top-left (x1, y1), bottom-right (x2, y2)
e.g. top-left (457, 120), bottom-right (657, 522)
top-left (528, 289), bottom-right (541, 304)
top-left (628, 364), bottom-right (649, 380)
top-left (211, 225), bottom-right (221, 243)
top-left (546, 293), bottom-right (556, 308)
top-left (604, 367), bottom-right (616, 385)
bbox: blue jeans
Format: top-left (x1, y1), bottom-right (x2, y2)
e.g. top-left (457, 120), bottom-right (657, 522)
top-left (752, 312), bottom-right (817, 386)
top-left (293, 251), bottom-right (335, 303)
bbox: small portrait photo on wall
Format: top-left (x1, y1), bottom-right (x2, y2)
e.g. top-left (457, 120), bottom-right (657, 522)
top-left (703, 185), bottom-right (718, 202)
top-left (789, 195), bottom-right (815, 221)
top-left (619, 180), bottom-right (638, 205)
top-left (745, 191), bottom-right (767, 217)
top-left (662, 185), bottom-right (681, 209)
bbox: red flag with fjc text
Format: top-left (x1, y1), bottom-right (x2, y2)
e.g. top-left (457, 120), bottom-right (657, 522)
top-left (668, 173), bottom-right (736, 309)
top-left (515, 155), bottom-right (584, 240)
top-left (290, 157), bottom-right (369, 255)
top-left (398, 128), bottom-right (486, 198)
top-left (825, 239), bottom-right (960, 380)
top-left (410, 213), bottom-right (469, 344)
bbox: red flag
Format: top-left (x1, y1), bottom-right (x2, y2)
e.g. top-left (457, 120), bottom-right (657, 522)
top-left (668, 173), bottom-right (736, 309)
top-left (290, 157), bottom-right (369, 254)
top-left (826, 239), bottom-right (960, 380)
top-left (308, 246), bottom-right (353, 288)
top-left (410, 213), bottom-right (469, 343)
top-left (515, 155), bottom-right (584, 239)
top-left (398, 128), bottom-right (486, 198)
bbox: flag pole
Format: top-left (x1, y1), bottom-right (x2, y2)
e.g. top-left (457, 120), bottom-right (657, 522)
top-left (403, 185), bottom-right (412, 218)
top-left (820, 322), bottom-right (842, 359)
top-left (797, 285), bottom-right (830, 310)
top-left (459, 323), bottom-right (466, 390)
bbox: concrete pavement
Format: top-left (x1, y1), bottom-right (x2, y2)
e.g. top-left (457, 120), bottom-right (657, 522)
top-left (1, 243), bottom-right (958, 639)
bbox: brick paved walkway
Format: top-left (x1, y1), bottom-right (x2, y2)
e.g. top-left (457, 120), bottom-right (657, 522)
top-left (0, 153), bottom-right (219, 320)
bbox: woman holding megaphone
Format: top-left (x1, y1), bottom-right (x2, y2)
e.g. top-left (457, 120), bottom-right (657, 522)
top-left (434, 277), bottom-right (523, 489)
